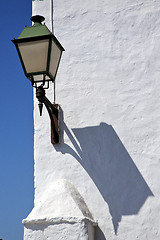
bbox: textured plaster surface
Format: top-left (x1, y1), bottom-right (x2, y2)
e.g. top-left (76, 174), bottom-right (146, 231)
top-left (24, 221), bottom-right (92, 240)
top-left (28, 0), bottom-right (160, 239)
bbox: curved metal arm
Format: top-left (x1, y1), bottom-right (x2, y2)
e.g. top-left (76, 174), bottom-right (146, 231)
top-left (36, 86), bottom-right (59, 144)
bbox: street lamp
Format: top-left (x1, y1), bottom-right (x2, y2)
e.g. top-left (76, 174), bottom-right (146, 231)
top-left (12, 15), bottom-right (65, 144)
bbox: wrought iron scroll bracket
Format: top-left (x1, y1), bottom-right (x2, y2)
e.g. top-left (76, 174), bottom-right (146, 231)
top-left (36, 86), bottom-right (59, 144)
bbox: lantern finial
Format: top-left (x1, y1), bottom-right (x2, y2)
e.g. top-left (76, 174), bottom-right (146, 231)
top-left (30, 15), bottom-right (45, 25)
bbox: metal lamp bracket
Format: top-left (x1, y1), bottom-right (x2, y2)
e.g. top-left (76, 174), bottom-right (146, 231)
top-left (36, 86), bottom-right (59, 144)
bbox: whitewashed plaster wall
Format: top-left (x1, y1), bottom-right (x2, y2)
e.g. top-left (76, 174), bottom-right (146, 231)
top-left (27, 0), bottom-right (160, 239)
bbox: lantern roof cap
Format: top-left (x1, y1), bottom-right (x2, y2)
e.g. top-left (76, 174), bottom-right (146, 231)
top-left (18, 15), bottom-right (51, 39)
top-left (31, 15), bottom-right (45, 24)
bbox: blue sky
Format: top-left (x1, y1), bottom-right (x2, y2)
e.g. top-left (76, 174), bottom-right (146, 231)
top-left (0, 1), bottom-right (33, 239)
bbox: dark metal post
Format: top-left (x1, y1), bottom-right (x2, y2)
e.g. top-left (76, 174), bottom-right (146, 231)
top-left (36, 86), bottom-right (59, 144)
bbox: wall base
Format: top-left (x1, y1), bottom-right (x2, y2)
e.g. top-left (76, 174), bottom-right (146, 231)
top-left (23, 217), bottom-right (96, 240)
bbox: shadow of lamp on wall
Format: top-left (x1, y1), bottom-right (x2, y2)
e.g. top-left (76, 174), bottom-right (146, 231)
top-left (55, 120), bottom-right (154, 235)
top-left (12, 15), bottom-right (65, 144)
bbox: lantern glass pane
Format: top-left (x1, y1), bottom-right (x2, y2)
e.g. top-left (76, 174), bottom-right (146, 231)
top-left (49, 39), bottom-right (62, 79)
top-left (18, 39), bottom-right (49, 74)
top-left (33, 74), bottom-right (50, 82)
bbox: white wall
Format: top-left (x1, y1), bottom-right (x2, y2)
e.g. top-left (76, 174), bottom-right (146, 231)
top-left (29, 0), bottom-right (160, 239)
